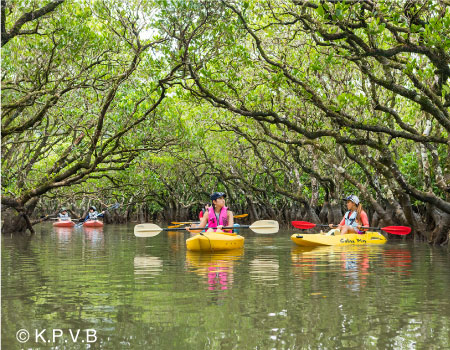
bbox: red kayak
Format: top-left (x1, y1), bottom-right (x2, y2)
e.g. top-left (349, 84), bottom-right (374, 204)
top-left (53, 221), bottom-right (75, 228)
top-left (84, 220), bottom-right (104, 228)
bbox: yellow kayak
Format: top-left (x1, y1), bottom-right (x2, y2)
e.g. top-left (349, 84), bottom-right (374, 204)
top-left (186, 231), bottom-right (245, 251)
top-left (291, 231), bottom-right (387, 247)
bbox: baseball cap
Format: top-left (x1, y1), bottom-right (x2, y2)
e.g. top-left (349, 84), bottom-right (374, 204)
top-left (344, 195), bottom-right (360, 205)
top-left (210, 192), bottom-right (226, 201)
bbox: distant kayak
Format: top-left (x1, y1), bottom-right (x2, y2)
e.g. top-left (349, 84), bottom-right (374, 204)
top-left (53, 221), bottom-right (75, 228)
top-left (291, 231), bottom-right (387, 247)
top-left (84, 220), bottom-right (104, 228)
top-left (186, 231), bottom-right (244, 252)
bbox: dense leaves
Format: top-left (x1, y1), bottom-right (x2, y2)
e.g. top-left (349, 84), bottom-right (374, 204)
top-left (1, 0), bottom-right (449, 244)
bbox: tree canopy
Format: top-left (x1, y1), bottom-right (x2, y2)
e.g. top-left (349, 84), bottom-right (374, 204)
top-left (1, 0), bottom-right (449, 244)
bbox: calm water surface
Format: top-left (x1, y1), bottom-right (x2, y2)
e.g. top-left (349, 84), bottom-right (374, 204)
top-left (2, 224), bottom-right (450, 349)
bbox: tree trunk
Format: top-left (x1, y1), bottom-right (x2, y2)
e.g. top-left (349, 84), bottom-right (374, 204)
top-left (429, 208), bottom-right (450, 246)
top-left (2, 198), bottom-right (39, 234)
top-left (303, 204), bottom-right (320, 223)
top-left (246, 197), bottom-right (259, 222)
top-left (2, 209), bottom-right (30, 234)
top-left (327, 202), bottom-right (342, 224)
top-left (319, 201), bottom-right (330, 223)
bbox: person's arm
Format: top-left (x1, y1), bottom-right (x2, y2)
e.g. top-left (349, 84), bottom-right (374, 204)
top-left (330, 215), bottom-right (345, 228)
top-left (189, 212), bottom-right (208, 231)
top-left (360, 211), bottom-right (369, 229)
top-left (227, 210), bottom-right (234, 228)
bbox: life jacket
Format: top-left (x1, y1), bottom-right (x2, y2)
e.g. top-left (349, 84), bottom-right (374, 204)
top-left (58, 213), bottom-right (70, 221)
top-left (208, 206), bottom-right (229, 232)
top-left (88, 211), bottom-right (99, 220)
top-left (344, 210), bottom-right (358, 228)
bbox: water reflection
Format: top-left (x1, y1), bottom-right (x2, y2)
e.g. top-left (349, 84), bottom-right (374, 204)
top-left (290, 245), bottom-right (414, 292)
top-left (252, 235), bottom-right (277, 249)
top-left (291, 246), bottom-right (323, 278)
top-left (83, 227), bottom-right (104, 247)
top-left (185, 249), bottom-right (244, 291)
top-left (249, 255), bottom-right (279, 283)
top-left (2, 226), bottom-right (449, 350)
top-left (134, 256), bottom-right (163, 279)
top-left (53, 227), bottom-right (73, 243)
top-left (383, 247), bottom-right (412, 275)
top-left (291, 245), bottom-right (384, 291)
top-left (167, 230), bottom-right (185, 252)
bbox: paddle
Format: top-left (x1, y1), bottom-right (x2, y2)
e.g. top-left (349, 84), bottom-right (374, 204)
top-left (168, 224), bottom-right (184, 228)
top-left (171, 214), bottom-right (249, 226)
top-left (291, 220), bottom-right (411, 235)
top-left (134, 219), bottom-right (279, 238)
top-left (233, 214), bottom-right (249, 219)
top-left (75, 203), bottom-right (120, 228)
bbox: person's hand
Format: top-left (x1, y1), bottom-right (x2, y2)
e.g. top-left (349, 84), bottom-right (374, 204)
top-left (357, 224), bottom-right (361, 230)
top-left (217, 225), bottom-right (223, 231)
top-left (187, 224), bottom-right (200, 233)
top-left (329, 224), bottom-right (334, 228)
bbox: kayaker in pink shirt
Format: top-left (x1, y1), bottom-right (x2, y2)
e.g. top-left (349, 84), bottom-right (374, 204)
top-left (329, 195), bottom-right (369, 235)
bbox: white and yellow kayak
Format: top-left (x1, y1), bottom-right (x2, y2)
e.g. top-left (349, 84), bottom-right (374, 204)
top-left (291, 231), bottom-right (387, 247)
top-left (186, 231), bottom-right (245, 252)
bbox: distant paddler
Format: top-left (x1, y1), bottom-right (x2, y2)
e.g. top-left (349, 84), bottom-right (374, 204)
top-left (189, 192), bottom-right (234, 233)
top-left (58, 207), bottom-right (72, 222)
top-left (84, 206), bottom-right (105, 222)
top-left (198, 203), bottom-right (211, 220)
top-left (75, 206), bottom-right (105, 227)
top-left (327, 195), bottom-right (369, 235)
top-left (53, 207), bottom-right (75, 228)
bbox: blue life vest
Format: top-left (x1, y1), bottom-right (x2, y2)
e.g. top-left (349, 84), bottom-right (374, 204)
top-left (88, 211), bottom-right (99, 220)
top-left (344, 210), bottom-right (358, 228)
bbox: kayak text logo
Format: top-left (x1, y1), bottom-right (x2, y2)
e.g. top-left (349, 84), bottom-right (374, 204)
top-left (16, 328), bottom-right (97, 344)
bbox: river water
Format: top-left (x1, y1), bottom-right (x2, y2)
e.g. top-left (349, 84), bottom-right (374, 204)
top-left (2, 223), bottom-right (449, 349)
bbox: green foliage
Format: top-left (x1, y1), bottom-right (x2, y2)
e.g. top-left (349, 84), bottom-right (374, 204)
top-left (2, 0), bottom-right (449, 229)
